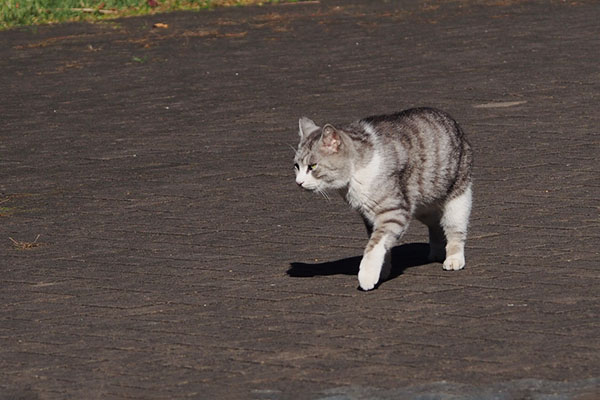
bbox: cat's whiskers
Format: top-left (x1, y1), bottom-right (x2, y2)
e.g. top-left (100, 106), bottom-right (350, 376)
top-left (317, 187), bottom-right (331, 201)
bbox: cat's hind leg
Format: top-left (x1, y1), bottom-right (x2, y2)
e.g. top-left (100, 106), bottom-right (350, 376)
top-left (417, 210), bottom-right (446, 263)
top-left (361, 215), bottom-right (374, 237)
top-left (440, 183), bottom-right (472, 271)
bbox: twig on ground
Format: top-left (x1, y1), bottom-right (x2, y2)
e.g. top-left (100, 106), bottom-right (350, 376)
top-left (9, 235), bottom-right (43, 250)
top-left (69, 8), bottom-right (118, 14)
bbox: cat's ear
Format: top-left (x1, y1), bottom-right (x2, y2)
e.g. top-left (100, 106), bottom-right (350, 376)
top-left (321, 124), bottom-right (342, 154)
top-left (299, 117), bottom-right (319, 139)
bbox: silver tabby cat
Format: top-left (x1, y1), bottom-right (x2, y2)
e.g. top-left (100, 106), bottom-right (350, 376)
top-left (294, 107), bottom-right (473, 291)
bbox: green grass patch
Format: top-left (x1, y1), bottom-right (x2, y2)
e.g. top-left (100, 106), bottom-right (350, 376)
top-left (1, 0), bottom-right (298, 30)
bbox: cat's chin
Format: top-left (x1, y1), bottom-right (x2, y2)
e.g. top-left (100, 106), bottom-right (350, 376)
top-left (300, 181), bottom-right (328, 192)
top-left (299, 184), bottom-right (317, 191)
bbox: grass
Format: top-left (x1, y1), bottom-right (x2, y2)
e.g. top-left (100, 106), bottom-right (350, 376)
top-left (1, 0), bottom-right (298, 30)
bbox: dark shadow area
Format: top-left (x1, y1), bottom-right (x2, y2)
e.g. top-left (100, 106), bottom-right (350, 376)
top-left (288, 243), bottom-right (432, 284)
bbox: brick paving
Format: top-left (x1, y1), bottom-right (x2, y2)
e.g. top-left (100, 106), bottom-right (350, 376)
top-left (1, 0), bottom-right (599, 398)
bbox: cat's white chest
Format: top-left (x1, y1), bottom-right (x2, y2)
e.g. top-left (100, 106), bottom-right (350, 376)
top-left (345, 152), bottom-right (382, 213)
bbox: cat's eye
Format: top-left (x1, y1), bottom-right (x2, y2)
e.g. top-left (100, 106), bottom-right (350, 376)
top-left (294, 163), bottom-right (299, 170)
top-left (307, 163), bottom-right (317, 171)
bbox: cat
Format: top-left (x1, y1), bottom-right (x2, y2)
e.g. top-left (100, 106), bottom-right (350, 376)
top-left (293, 107), bottom-right (473, 291)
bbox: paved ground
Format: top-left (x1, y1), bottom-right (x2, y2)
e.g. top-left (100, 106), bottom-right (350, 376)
top-left (1, 0), bottom-right (599, 398)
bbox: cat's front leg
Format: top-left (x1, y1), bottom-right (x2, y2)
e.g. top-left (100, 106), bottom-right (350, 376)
top-left (358, 241), bottom-right (387, 291)
top-left (358, 211), bottom-right (409, 291)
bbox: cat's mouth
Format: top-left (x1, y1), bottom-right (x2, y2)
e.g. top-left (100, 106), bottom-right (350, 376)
top-left (296, 179), bottom-right (314, 191)
top-left (298, 183), bottom-right (314, 191)
top-left (298, 181), bottom-right (320, 191)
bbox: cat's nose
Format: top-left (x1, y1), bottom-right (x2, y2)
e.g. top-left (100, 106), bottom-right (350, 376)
top-left (296, 181), bottom-right (304, 187)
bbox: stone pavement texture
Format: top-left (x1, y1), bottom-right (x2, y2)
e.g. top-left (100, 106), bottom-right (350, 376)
top-left (1, 0), bottom-right (599, 398)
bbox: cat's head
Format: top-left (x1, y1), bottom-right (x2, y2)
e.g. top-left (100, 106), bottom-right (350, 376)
top-left (294, 117), bottom-right (352, 192)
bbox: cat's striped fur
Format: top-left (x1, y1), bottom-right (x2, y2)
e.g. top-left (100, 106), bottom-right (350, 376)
top-left (294, 108), bottom-right (473, 291)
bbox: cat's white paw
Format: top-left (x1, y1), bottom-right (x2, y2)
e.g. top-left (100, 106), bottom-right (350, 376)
top-left (358, 248), bottom-right (384, 291)
top-left (358, 267), bottom-right (380, 291)
top-left (443, 253), bottom-right (465, 271)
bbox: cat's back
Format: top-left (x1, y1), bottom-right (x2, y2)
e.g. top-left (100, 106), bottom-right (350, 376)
top-left (352, 107), bottom-right (472, 203)
top-left (356, 107), bottom-right (470, 162)
top-left (360, 107), bottom-right (463, 141)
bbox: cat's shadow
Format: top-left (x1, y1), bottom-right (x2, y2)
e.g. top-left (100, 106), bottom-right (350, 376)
top-left (288, 242), bottom-right (431, 286)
